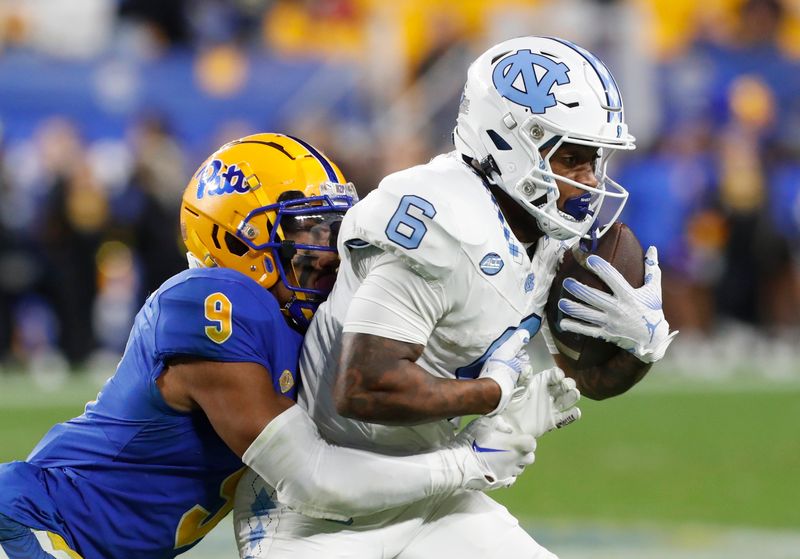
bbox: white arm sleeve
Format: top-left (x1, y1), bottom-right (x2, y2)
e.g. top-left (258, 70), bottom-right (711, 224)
top-left (343, 252), bottom-right (447, 345)
top-left (243, 404), bottom-right (473, 520)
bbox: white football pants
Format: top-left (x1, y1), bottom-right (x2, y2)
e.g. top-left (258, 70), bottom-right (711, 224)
top-left (234, 468), bottom-right (557, 559)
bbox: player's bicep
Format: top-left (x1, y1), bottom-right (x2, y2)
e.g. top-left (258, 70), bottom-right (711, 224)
top-left (336, 332), bottom-right (424, 395)
top-left (333, 332), bottom-right (436, 422)
top-left (168, 360), bottom-right (293, 456)
top-left (335, 254), bottom-right (440, 412)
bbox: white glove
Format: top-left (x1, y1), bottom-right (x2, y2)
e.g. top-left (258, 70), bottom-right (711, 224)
top-left (558, 246), bottom-right (678, 363)
top-left (478, 329), bottom-right (532, 416)
top-left (500, 366), bottom-right (581, 438)
top-left (453, 415), bottom-right (537, 491)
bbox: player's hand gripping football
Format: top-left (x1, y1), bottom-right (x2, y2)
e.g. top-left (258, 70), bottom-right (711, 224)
top-left (500, 366), bottom-right (582, 439)
top-left (453, 415), bottom-right (537, 491)
top-left (478, 329), bottom-right (531, 416)
top-left (558, 246), bottom-right (678, 363)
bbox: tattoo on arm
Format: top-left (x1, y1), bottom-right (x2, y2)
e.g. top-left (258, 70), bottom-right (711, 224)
top-left (555, 351), bottom-right (652, 400)
top-left (334, 333), bottom-right (501, 425)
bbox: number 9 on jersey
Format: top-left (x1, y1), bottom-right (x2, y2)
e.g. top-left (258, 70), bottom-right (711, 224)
top-left (204, 292), bottom-right (233, 344)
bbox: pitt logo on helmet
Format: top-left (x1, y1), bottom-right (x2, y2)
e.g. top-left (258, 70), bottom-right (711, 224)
top-left (196, 159), bottom-right (260, 199)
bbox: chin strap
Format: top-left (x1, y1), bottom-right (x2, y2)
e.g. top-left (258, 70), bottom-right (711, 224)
top-left (577, 221), bottom-right (600, 253)
top-left (283, 295), bottom-right (318, 333)
top-left (478, 155), bottom-right (501, 179)
top-left (460, 153), bottom-right (502, 192)
top-left (187, 252), bottom-right (215, 269)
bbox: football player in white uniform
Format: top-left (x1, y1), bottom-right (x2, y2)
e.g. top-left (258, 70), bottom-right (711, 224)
top-left (234, 36), bottom-right (676, 559)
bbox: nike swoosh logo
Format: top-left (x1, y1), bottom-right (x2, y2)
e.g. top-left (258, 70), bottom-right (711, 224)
top-left (472, 440), bottom-right (508, 453)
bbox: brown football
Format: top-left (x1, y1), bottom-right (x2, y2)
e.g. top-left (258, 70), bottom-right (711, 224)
top-left (545, 222), bottom-right (645, 370)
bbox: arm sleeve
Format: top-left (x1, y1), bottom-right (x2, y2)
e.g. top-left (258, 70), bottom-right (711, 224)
top-left (342, 252), bottom-right (448, 346)
top-left (243, 404), bottom-right (473, 520)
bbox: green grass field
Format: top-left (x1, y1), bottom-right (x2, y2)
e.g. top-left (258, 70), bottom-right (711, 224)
top-left (1, 372), bottom-right (799, 557)
top-left (495, 384), bottom-right (800, 530)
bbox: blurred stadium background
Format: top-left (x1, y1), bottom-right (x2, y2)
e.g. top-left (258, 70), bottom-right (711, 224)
top-left (0, 0), bottom-right (798, 557)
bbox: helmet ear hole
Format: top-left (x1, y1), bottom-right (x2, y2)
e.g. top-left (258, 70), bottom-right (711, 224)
top-left (210, 224), bottom-right (223, 250)
top-left (224, 232), bottom-right (249, 256)
top-left (487, 130), bottom-right (512, 151)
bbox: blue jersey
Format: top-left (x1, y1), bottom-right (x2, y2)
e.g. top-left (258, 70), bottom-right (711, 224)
top-left (0, 268), bottom-right (302, 558)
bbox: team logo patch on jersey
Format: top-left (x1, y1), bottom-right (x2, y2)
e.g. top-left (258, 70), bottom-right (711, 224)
top-left (279, 370), bottom-right (295, 393)
top-left (524, 273), bottom-right (535, 293)
top-left (479, 252), bottom-right (504, 275)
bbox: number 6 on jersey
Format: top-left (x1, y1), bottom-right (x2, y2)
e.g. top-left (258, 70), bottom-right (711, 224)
top-left (204, 292), bottom-right (232, 344)
top-left (385, 195), bottom-right (436, 250)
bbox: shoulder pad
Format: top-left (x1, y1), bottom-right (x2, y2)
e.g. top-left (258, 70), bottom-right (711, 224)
top-left (152, 268), bottom-right (280, 365)
top-left (340, 154), bottom-right (490, 281)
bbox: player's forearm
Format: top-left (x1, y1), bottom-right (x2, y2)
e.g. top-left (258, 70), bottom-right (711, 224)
top-left (335, 333), bottom-right (500, 424)
top-left (338, 364), bottom-right (500, 424)
top-left (243, 405), bottom-right (470, 520)
top-left (554, 351), bottom-right (651, 400)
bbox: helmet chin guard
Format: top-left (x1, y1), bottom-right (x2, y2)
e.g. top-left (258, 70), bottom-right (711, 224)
top-left (454, 36), bottom-right (635, 241)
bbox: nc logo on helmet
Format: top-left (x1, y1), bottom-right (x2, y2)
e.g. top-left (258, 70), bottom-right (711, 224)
top-left (196, 159), bottom-right (254, 199)
top-left (492, 49), bottom-right (570, 114)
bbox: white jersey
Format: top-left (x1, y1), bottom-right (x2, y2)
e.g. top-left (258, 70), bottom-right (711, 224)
top-left (299, 152), bottom-right (567, 454)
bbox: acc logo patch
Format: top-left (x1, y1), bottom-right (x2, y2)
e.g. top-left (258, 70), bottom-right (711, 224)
top-left (279, 370), bottom-right (295, 394)
top-left (196, 159), bottom-right (259, 199)
top-left (492, 49), bottom-right (570, 114)
top-left (479, 252), bottom-right (504, 276)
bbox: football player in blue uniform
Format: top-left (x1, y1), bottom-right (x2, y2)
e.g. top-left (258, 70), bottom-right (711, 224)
top-left (0, 133), bottom-right (538, 559)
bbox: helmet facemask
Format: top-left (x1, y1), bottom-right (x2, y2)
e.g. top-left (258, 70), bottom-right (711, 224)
top-left (237, 183), bottom-right (356, 330)
top-left (508, 116), bottom-right (629, 241)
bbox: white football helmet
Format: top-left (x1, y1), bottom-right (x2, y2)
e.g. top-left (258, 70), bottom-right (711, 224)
top-left (454, 36), bottom-right (635, 241)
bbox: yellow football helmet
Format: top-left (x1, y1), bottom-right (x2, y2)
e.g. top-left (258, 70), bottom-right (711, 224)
top-left (180, 132), bottom-right (357, 329)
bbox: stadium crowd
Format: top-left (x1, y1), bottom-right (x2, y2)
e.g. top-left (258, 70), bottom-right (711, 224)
top-left (0, 0), bottom-right (798, 374)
